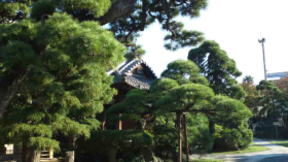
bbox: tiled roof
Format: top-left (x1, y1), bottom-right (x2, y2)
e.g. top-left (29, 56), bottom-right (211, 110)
top-left (109, 59), bottom-right (157, 89)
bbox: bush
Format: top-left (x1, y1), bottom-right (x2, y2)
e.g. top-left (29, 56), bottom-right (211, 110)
top-left (213, 124), bottom-right (253, 150)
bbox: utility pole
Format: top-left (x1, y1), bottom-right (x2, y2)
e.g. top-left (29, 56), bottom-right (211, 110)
top-left (258, 38), bottom-right (267, 80)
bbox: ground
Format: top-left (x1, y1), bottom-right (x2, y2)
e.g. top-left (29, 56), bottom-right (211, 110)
top-left (191, 139), bottom-right (288, 162)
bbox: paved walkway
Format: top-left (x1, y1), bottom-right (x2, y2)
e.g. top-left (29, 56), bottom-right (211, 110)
top-left (191, 139), bottom-right (288, 162)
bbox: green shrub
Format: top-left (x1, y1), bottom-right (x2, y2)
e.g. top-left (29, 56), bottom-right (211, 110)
top-left (214, 124), bottom-right (252, 150)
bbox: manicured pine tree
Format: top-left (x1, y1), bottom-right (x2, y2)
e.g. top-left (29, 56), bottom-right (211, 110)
top-left (211, 96), bottom-right (253, 150)
top-left (157, 60), bottom-right (214, 162)
top-left (156, 83), bottom-right (215, 162)
top-left (0, 13), bottom-right (125, 162)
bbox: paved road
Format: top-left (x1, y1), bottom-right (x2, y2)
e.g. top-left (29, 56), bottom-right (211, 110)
top-left (191, 139), bottom-right (288, 162)
top-left (258, 156), bottom-right (288, 162)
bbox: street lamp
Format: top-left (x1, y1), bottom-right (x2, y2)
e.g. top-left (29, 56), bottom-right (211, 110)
top-left (258, 38), bottom-right (267, 80)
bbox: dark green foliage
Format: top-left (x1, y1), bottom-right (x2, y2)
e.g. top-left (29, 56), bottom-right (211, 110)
top-left (0, 41), bottom-right (37, 70)
top-left (31, 0), bottom-right (55, 21)
top-left (78, 130), bottom-right (154, 161)
top-left (188, 41), bottom-right (245, 99)
top-left (90, 130), bottom-right (153, 151)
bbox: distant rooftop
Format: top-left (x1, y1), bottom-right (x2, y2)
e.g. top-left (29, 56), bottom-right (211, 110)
top-left (267, 72), bottom-right (288, 79)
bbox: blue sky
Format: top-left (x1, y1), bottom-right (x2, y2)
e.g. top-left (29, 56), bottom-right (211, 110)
top-left (137, 0), bottom-right (288, 83)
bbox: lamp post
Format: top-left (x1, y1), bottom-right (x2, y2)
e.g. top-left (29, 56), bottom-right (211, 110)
top-left (258, 38), bottom-right (267, 80)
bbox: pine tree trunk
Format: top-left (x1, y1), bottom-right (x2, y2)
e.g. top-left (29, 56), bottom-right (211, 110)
top-left (208, 119), bottom-right (215, 135)
top-left (0, 66), bottom-right (31, 117)
top-left (65, 137), bottom-right (76, 162)
top-left (29, 151), bottom-right (41, 162)
top-left (183, 114), bottom-right (189, 162)
top-left (21, 142), bottom-right (28, 162)
top-left (65, 151), bottom-right (75, 162)
top-left (21, 143), bottom-right (40, 162)
top-left (177, 112), bottom-right (183, 162)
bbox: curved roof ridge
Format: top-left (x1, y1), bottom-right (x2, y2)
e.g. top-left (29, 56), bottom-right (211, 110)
top-left (107, 59), bottom-right (157, 79)
top-left (139, 60), bottom-right (157, 79)
top-left (118, 59), bottom-right (138, 74)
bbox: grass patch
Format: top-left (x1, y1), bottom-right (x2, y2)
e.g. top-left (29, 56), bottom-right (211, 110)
top-left (269, 140), bottom-right (288, 147)
top-left (212, 144), bottom-right (269, 155)
top-left (191, 159), bottom-right (223, 162)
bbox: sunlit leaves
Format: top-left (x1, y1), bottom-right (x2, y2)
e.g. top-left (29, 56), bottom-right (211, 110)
top-left (156, 83), bottom-right (214, 112)
top-left (161, 60), bottom-right (208, 85)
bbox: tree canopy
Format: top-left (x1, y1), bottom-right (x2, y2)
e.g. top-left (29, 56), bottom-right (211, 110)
top-left (188, 40), bottom-right (245, 99)
top-left (0, 12), bottom-right (125, 161)
top-left (161, 60), bottom-right (208, 85)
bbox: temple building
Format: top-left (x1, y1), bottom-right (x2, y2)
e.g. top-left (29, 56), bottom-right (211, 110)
top-left (108, 59), bottom-right (157, 102)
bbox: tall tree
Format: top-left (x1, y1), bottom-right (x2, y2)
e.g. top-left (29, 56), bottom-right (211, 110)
top-left (0, 13), bottom-right (125, 162)
top-left (188, 40), bottom-right (245, 99)
top-left (0, 0), bottom-right (115, 117)
top-left (156, 60), bottom-right (214, 162)
top-left (156, 83), bottom-right (214, 162)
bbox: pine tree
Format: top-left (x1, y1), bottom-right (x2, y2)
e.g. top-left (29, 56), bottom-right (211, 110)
top-left (188, 40), bottom-right (246, 99)
top-left (0, 13), bottom-right (125, 162)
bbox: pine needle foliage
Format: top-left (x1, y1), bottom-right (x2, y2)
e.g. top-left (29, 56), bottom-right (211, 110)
top-left (0, 13), bottom-right (125, 151)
